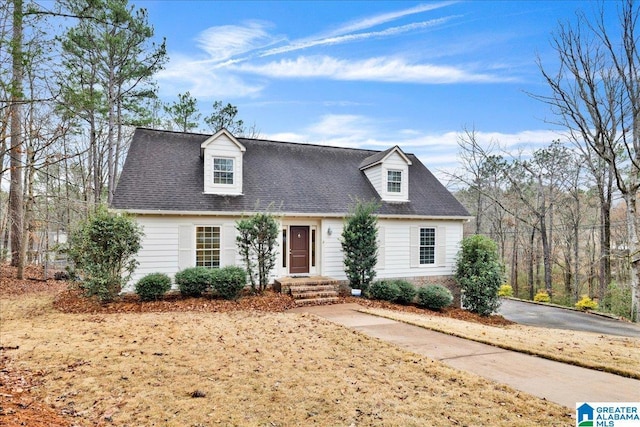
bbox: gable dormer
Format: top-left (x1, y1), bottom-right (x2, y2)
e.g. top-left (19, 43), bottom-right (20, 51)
top-left (359, 146), bottom-right (412, 202)
top-left (200, 129), bottom-right (246, 195)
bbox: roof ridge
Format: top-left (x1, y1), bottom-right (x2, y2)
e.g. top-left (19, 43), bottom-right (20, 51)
top-left (135, 126), bottom-right (418, 157)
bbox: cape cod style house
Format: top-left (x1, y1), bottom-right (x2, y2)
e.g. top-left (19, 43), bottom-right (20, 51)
top-left (111, 127), bottom-right (471, 299)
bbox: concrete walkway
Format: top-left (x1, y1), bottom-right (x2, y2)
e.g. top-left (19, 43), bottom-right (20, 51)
top-left (289, 304), bottom-right (640, 408)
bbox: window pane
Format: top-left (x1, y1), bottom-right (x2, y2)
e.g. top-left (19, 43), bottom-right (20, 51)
top-left (387, 170), bottom-right (402, 193)
top-left (213, 158), bottom-right (234, 184)
top-left (419, 228), bottom-right (435, 265)
top-left (195, 226), bottom-right (220, 268)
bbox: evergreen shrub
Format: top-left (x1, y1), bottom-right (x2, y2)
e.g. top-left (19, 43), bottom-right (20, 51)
top-left (417, 285), bottom-right (453, 310)
top-left (394, 280), bottom-right (417, 305)
top-left (175, 267), bottom-right (213, 297)
top-left (368, 280), bottom-right (400, 302)
top-left (212, 266), bottom-right (247, 300)
top-left (454, 235), bottom-right (504, 316)
top-left (135, 273), bottom-right (171, 301)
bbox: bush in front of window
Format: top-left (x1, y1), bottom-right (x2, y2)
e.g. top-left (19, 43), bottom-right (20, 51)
top-left (454, 235), bottom-right (505, 316)
top-left (367, 280), bottom-right (400, 302)
top-left (212, 266), bottom-right (247, 300)
top-left (394, 280), bottom-right (417, 305)
top-left (417, 285), bottom-right (453, 310)
top-left (135, 273), bottom-right (172, 301)
top-left (175, 267), bottom-right (213, 297)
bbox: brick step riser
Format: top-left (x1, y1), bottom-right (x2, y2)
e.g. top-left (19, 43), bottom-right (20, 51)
top-left (294, 297), bottom-right (340, 306)
top-left (289, 285), bottom-right (337, 292)
top-left (291, 292), bottom-right (338, 299)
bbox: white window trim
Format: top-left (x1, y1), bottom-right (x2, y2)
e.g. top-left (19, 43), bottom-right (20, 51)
top-left (195, 225), bottom-right (221, 268)
top-left (410, 225), bottom-right (447, 268)
top-left (419, 227), bottom-right (436, 265)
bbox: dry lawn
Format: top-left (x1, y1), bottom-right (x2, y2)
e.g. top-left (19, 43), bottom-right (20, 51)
top-left (0, 293), bottom-right (573, 427)
top-left (360, 308), bottom-right (640, 379)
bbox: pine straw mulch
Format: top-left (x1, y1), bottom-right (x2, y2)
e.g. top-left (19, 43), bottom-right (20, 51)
top-left (1, 263), bottom-right (511, 426)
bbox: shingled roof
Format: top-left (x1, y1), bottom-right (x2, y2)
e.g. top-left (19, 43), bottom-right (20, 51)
top-left (111, 128), bottom-right (470, 218)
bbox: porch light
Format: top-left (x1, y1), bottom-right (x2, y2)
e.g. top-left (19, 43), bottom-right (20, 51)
top-left (327, 227), bottom-right (332, 236)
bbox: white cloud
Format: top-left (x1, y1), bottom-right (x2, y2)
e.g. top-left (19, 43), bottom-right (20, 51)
top-left (156, 54), bottom-right (264, 99)
top-left (196, 21), bottom-right (282, 61)
top-left (236, 55), bottom-right (508, 84)
top-left (262, 114), bottom-right (563, 183)
top-left (260, 17), bottom-right (457, 57)
top-left (325, 1), bottom-right (457, 36)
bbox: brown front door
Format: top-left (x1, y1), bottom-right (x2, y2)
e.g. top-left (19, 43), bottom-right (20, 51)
top-left (289, 226), bottom-right (309, 275)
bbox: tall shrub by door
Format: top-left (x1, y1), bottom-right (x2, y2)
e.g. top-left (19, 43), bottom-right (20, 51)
top-left (341, 200), bottom-right (379, 292)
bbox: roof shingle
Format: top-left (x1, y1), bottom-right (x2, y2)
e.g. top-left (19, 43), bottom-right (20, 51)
top-left (111, 128), bottom-right (470, 218)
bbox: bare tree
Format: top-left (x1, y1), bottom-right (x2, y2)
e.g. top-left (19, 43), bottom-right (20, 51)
top-left (536, 0), bottom-right (640, 321)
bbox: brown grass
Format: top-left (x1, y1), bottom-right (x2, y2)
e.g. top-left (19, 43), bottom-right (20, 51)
top-left (360, 308), bottom-right (640, 379)
top-left (0, 293), bottom-right (574, 426)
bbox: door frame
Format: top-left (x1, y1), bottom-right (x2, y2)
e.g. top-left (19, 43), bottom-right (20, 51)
top-left (281, 222), bottom-right (319, 276)
top-left (289, 225), bottom-right (310, 275)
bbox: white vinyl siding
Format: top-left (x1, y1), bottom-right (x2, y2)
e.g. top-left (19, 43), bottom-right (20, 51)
top-left (125, 215), bottom-right (463, 292)
top-left (323, 219), bottom-right (461, 281)
top-left (202, 133), bottom-right (244, 195)
top-left (126, 216), bottom-right (246, 291)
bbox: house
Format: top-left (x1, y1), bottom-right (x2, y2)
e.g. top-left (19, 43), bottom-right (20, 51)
top-left (111, 127), bottom-right (471, 298)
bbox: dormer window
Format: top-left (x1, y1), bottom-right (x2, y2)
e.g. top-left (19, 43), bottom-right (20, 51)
top-left (201, 129), bottom-right (245, 195)
top-left (213, 158), bottom-right (234, 185)
top-left (387, 170), bottom-right (402, 193)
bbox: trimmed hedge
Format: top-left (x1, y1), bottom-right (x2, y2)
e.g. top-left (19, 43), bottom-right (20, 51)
top-left (135, 273), bottom-right (172, 301)
top-left (417, 285), bottom-right (453, 310)
top-left (212, 266), bottom-right (247, 300)
top-left (394, 280), bottom-right (417, 305)
top-left (368, 280), bottom-right (400, 302)
top-left (175, 267), bottom-right (213, 297)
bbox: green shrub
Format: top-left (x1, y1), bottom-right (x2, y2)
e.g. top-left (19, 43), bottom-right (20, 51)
top-left (575, 295), bottom-right (598, 311)
top-left (175, 267), bottom-right (213, 297)
top-left (454, 235), bottom-right (504, 316)
top-left (135, 273), bottom-right (171, 301)
top-left (65, 207), bottom-right (143, 302)
top-left (367, 280), bottom-right (400, 302)
top-left (341, 200), bottom-right (379, 293)
top-left (498, 284), bottom-right (513, 297)
top-left (533, 290), bottom-right (550, 302)
top-left (212, 266), bottom-right (247, 300)
top-left (417, 285), bottom-right (453, 310)
top-left (603, 281), bottom-right (632, 319)
top-left (394, 280), bottom-right (417, 305)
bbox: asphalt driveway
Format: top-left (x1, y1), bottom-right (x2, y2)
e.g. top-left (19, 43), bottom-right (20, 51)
top-left (497, 298), bottom-right (640, 338)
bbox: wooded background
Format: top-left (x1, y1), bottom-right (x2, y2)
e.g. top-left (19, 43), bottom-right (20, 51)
top-left (1, 0), bottom-right (638, 320)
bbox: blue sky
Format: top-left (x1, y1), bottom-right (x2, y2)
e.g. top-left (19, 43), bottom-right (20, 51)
top-left (143, 0), bottom-right (620, 181)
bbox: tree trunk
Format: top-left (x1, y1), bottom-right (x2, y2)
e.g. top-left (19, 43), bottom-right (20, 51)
top-left (9, 0), bottom-right (24, 278)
